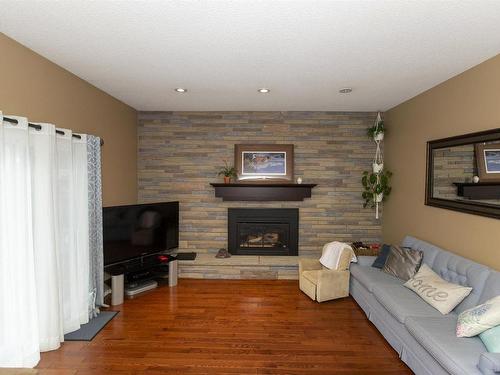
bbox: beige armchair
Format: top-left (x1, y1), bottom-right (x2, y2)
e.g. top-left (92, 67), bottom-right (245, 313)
top-left (299, 247), bottom-right (354, 302)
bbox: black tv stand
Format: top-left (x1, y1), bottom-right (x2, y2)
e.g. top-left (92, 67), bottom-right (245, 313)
top-left (106, 251), bottom-right (173, 276)
top-left (105, 252), bottom-right (178, 301)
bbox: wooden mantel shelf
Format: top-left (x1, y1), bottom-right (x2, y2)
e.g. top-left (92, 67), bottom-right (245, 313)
top-left (210, 183), bottom-right (317, 201)
top-left (454, 182), bottom-right (500, 200)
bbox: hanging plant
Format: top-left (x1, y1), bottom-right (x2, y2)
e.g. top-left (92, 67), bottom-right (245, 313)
top-left (367, 120), bottom-right (385, 141)
top-left (361, 170), bottom-right (392, 209)
top-left (372, 140), bottom-right (384, 173)
top-left (362, 112), bottom-right (392, 218)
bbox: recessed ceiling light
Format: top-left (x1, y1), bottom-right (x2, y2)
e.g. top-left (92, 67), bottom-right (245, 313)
top-left (174, 88), bottom-right (187, 93)
top-left (258, 88), bottom-right (270, 93)
top-left (339, 87), bottom-right (353, 94)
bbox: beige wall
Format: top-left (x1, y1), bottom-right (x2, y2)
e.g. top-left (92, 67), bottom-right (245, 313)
top-left (0, 33), bottom-right (137, 206)
top-left (384, 54), bottom-right (500, 270)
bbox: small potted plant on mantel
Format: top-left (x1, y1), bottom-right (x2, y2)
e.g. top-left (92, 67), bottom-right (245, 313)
top-left (367, 120), bottom-right (385, 142)
top-left (218, 161), bottom-right (237, 184)
top-left (361, 170), bottom-right (393, 208)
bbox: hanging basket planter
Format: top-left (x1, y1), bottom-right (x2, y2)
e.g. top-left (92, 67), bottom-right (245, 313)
top-left (367, 113), bottom-right (386, 141)
top-left (372, 162), bottom-right (384, 174)
top-left (362, 112), bottom-right (392, 219)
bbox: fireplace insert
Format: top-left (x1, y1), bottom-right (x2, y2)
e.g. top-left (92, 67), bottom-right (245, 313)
top-left (228, 208), bottom-right (298, 256)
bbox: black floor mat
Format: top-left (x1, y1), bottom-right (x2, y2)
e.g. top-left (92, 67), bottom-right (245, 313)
top-left (64, 311), bottom-right (118, 341)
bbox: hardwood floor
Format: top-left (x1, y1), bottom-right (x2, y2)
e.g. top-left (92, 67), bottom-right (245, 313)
top-left (36, 279), bottom-right (411, 374)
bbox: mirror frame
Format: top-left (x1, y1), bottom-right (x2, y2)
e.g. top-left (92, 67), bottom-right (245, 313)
top-left (425, 128), bottom-right (500, 219)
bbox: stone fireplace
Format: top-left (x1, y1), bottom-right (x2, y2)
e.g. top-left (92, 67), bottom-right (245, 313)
top-left (139, 111), bottom-right (383, 279)
top-left (228, 208), bottom-right (298, 256)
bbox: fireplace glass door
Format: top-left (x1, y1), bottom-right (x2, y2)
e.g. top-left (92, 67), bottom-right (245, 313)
top-left (228, 208), bottom-right (298, 256)
top-left (238, 223), bottom-right (289, 250)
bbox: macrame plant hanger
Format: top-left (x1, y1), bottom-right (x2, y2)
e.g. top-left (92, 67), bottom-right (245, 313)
top-left (373, 112), bottom-right (384, 219)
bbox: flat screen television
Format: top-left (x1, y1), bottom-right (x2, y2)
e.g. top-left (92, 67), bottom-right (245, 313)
top-left (103, 201), bottom-right (179, 266)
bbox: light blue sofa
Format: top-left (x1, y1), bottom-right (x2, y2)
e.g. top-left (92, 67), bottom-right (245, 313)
top-left (350, 235), bottom-right (500, 375)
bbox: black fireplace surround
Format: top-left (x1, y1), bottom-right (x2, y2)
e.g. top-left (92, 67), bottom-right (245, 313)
top-left (228, 208), bottom-right (298, 256)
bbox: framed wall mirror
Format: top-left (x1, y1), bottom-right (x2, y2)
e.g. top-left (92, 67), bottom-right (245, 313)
top-left (426, 128), bottom-right (500, 219)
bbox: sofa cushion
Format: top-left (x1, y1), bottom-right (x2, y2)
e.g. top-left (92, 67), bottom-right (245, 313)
top-left (355, 255), bottom-right (377, 267)
top-left (372, 283), bottom-right (444, 323)
top-left (349, 264), bottom-right (400, 292)
top-left (405, 316), bottom-right (485, 375)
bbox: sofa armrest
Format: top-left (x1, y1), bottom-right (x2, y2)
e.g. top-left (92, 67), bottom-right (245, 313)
top-left (356, 255), bottom-right (377, 267)
top-left (479, 353), bottom-right (500, 374)
top-left (299, 258), bottom-right (322, 274)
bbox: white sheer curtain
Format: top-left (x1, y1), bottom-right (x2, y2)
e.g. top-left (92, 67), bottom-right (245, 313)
top-left (0, 112), bottom-right (98, 368)
top-left (72, 134), bottom-right (90, 325)
top-left (0, 115), bottom-right (40, 367)
top-left (56, 128), bottom-right (81, 334)
top-left (29, 122), bottom-right (64, 351)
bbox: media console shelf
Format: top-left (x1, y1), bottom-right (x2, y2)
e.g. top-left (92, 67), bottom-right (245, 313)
top-left (453, 182), bottom-right (500, 200)
top-left (210, 183), bottom-right (317, 201)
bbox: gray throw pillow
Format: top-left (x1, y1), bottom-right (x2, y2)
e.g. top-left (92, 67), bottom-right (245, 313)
top-left (382, 245), bottom-right (423, 281)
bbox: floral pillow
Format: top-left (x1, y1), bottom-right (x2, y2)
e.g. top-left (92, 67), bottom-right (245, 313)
top-left (456, 296), bottom-right (500, 337)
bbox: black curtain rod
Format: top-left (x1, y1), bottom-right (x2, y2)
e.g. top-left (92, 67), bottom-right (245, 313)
top-left (3, 116), bottom-right (78, 137)
top-left (2, 116), bottom-right (104, 145)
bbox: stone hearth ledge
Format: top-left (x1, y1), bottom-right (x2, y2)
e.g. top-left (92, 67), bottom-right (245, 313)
top-left (176, 253), bottom-right (317, 280)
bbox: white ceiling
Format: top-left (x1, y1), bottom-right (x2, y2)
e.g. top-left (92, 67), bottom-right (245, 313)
top-left (1, 1), bottom-right (500, 112)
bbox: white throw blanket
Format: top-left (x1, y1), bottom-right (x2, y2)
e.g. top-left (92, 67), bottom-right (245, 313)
top-left (319, 241), bottom-right (357, 270)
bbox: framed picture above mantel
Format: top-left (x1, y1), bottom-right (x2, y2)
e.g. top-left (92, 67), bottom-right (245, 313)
top-left (475, 142), bottom-right (500, 182)
top-left (234, 144), bottom-right (294, 183)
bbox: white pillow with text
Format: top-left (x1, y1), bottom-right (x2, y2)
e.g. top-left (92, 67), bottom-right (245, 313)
top-left (404, 264), bottom-right (472, 315)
